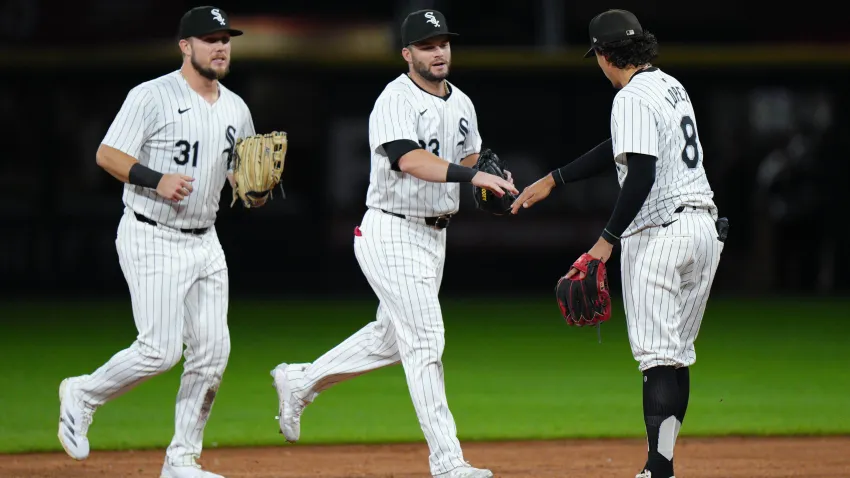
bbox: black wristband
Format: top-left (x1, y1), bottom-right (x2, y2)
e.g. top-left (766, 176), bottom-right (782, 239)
top-left (445, 162), bottom-right (477, 183)
top-left (128, 163), bottom-right (164, 189)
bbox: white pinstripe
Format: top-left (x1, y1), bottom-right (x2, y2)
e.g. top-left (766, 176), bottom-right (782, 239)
top-left (289, 209), bottom-right (464, 475)
top-left (366, 74), bottom-right (481, 218)
top-left (274, 72), bottom-right (482, 477)
top-left (72, 208), bottom-right (231, 465)
top-left (621, 209), bottom-right (723, 371)
top-left (611, 68), bottom-right (716, 236)
top-left (101, 70), bottom-right (255, 229)
top-left (65, 69), bottom-right (250, 467)
top-left (609, 68), bottom-right (723, 372)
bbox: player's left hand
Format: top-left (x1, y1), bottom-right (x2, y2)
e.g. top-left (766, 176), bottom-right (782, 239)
top-left (566, 237), bottom-right (614, 279)
top-left (227, 171), bottom-right (236, 189)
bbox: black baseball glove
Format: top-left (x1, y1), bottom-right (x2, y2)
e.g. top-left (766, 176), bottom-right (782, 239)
top-left (471, 149), bottom-right (515, 215)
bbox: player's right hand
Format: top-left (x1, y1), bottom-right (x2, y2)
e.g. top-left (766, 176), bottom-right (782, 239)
top-left (471, 171), bottom-right (519, 198)
top-left (510, 174), bottom-right (555, 214)
top-left (156, 174), bottom-right (195, 202)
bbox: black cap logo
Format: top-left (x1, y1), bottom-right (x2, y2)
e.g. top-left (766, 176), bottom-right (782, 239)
top-left (211, 9), bottom-right (227, 26)
top-left (424, 12), bottom-right (440, 27)
top-left (401, 9), bottom-right (459, 46)
top-left (178, 6), bottom-right (243, 40)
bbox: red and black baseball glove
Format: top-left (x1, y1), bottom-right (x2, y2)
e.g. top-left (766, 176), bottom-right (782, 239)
top-left (555, 253), bottom-right (612, 327)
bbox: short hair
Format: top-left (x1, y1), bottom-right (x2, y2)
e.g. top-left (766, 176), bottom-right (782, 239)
top-left (594, 31), bottom-right (658, 69)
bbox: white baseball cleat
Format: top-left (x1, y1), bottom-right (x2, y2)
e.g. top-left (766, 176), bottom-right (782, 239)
top-left (160, 462), bottom-right (225, 478)
top-left (58, 378), bottom-right (94, 460)
top-left (270, 363), bottom-right (307, 443)
top-left (434, 464), bottom-right (494, 478)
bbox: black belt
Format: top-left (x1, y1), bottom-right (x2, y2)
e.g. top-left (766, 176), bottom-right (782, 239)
top-left (663, 205), bottom-right (711, 227)
top-left (134, 212), bottom-right (209, 235)
top-left (674, 205), bottom-right (708, 213)
top-left (380, 209), bottom-right (452, 229)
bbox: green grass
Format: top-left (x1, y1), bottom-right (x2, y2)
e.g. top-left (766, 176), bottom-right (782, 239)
top-left (0, 297), bottom-right (848, 454)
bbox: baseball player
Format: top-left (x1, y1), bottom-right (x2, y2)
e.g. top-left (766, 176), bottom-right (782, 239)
top-left (270, 9), bottom-right (515, 478)
top-left (511, 10), bottom-right (726, 478)
top-left (57, 7), bottom-right (253, 478)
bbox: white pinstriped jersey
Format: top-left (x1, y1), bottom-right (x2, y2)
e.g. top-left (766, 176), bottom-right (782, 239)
top-left (102, 70), bottom-right (255, 229)
top-left (366, 73), bottom-right (482, 217)
top-left (610, 68), bottom-right (716, 237)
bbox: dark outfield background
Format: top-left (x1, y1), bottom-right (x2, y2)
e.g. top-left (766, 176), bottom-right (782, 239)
top-left (0, 0), bottom-right (848, 300)
top-left (0, 0), bottom-right (848, 454)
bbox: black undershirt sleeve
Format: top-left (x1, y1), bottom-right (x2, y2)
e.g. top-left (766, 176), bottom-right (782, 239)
top-left (551, 138), bottom-right (613, 186)
top-left (600, 153), bottom-right (657, 244)
top-left (383, 140), bottom-right (422, 172)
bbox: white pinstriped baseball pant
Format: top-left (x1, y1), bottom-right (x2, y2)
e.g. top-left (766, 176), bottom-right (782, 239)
top-left (72, 207), bottom-right (231, 466)
top-left (621, 208), bottom-right (724, 372)
top-left (290, 207), bottom-right (467, 476)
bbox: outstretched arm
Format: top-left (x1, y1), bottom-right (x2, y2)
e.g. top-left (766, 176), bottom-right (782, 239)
top-left (510, 137), bottom-right (613, 214)
top-left (551, 137), bottom-right (613, 186)
top-left (382, 140), bottom-right (518, 196)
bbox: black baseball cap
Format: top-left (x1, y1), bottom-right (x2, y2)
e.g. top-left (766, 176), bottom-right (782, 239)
top-left (401, 9), bottom-right (459, 46)
top-left (583, 9), bottom-right (643, 58)
top-left (178, 6), bottom-right (243, 40)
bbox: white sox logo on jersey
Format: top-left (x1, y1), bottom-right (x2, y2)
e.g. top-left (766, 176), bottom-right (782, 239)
top-left (366, 74), bottom-right (480, 217)
top-left (100, 70), bottom-right (255, 230)
top-left (457, 118), bottom-right (469, 146)
top-left (211, 9), bottom-right (226, 26)
top-left (224, 125), bottom-right (236, 168)
top-left (424, 12), bottom-right (440, 27)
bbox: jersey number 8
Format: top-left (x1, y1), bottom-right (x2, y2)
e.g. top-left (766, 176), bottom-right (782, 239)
top-left (680, 116), bottom-right (699, 169)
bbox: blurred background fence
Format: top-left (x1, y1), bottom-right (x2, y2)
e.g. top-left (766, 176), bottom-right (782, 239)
top-left (1, 0), bottom-right (848, 300)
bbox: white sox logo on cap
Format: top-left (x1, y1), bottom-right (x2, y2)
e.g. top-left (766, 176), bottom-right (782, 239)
top-left (211, 8), bottom-right (226, 26)
top-left (424, 12), bottom-right (440, 27)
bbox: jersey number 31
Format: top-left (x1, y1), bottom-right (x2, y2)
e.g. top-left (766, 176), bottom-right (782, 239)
top-left (680, 116), bottom-right (699, 169)
top-left (174, 140), bottom-right (199, 167)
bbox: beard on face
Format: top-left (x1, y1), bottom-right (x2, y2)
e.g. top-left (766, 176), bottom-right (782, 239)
top-left (191, 52), bottom-right (229, 81)
top-left (414, 57), bottom-right (448, 82)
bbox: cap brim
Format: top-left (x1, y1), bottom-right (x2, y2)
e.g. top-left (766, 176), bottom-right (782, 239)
top-left (407, 31), bottom-right (459, 46)
top-left (182, 28), bottom-right (243, 39)
top-left (583, 47), bottom-right (595, 58)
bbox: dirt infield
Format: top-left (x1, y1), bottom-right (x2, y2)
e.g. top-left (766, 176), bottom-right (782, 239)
top-left (2, 437), bottom-right (848, 477)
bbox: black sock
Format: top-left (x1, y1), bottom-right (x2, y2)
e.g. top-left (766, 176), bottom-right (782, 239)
top-left (642, 366), bottom-right (680, 478)
top-left (676, 366), bottom-right (690, 424)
